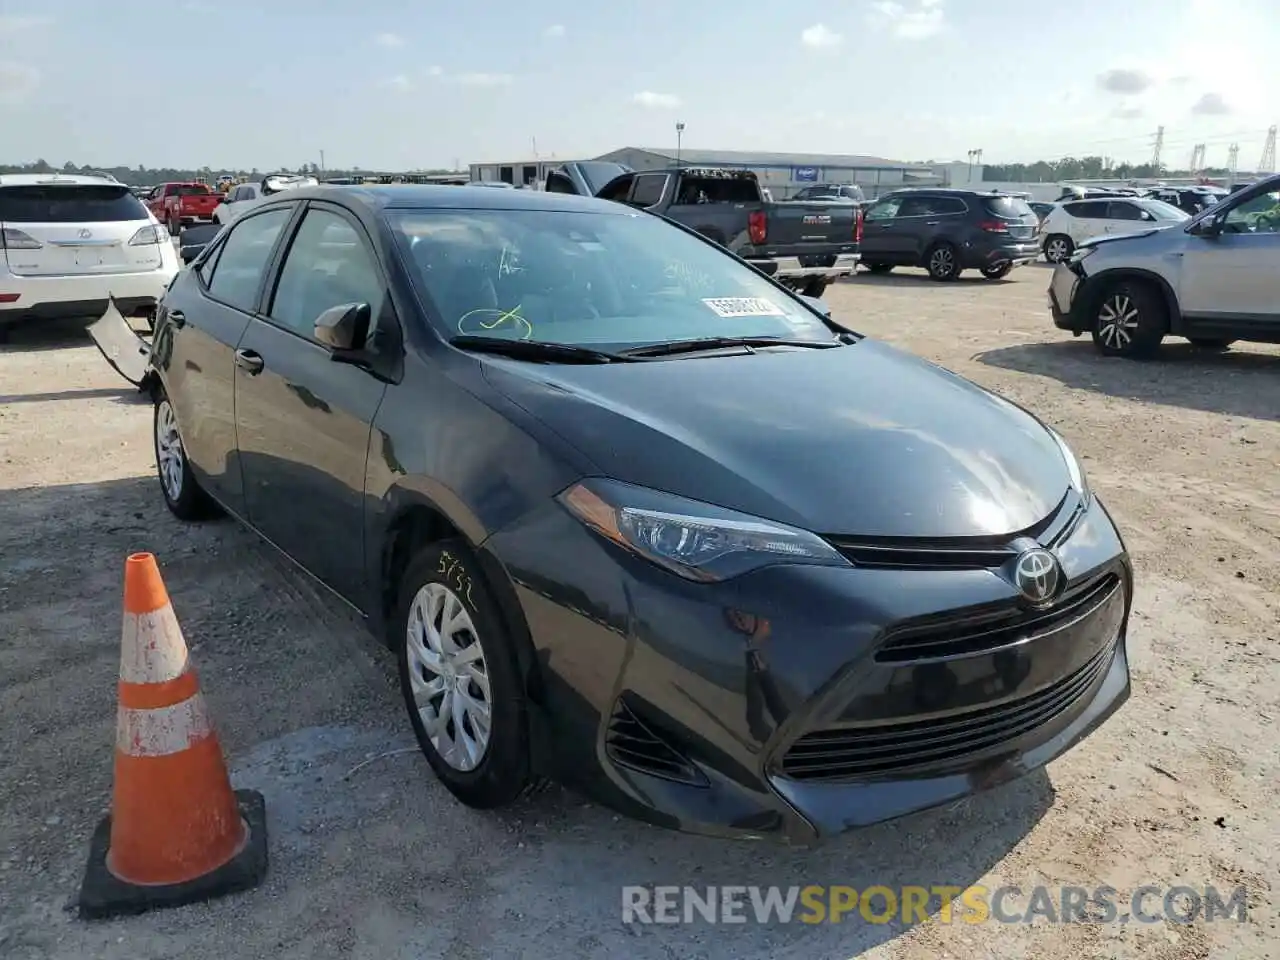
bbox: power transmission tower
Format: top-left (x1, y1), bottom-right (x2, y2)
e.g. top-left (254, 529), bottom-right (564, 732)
top-left (1151, 126), bottom-right (1165, 174)
top-left (1189, 143), bottom-right (1205, 174)
top-left (1227, 143), bottom-right (1239, 182)
top-left (1259, 125), bottom-right (1277, 175)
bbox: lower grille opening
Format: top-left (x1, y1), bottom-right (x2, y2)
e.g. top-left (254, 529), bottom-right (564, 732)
top-left (779, 641), bottom-right (1115, 782)
top-left (606, 699), bottom-right (708, 787)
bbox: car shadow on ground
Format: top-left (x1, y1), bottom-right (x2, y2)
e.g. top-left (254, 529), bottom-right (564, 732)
top-left (0, 316), bottom-right (150, 354)
top-left (974, 338), bottom-right (1280, 422)
top-left (842, 270), bottom-right (1016, 287)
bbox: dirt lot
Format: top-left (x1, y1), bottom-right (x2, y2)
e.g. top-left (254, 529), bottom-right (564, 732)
top-left (1, 265), bottom-right (1277, 959)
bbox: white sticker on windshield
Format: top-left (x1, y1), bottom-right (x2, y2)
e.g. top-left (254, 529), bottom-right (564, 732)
top-left (702, 297), bottom-right (786, 318)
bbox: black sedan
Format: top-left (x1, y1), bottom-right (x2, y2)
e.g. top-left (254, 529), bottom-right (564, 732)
top-left (97, 184), bottom-right (1132, 842)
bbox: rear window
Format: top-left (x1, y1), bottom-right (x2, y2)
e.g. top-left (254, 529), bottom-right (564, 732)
top-left (172, 184), bottom-right (212, 196)
top-left (0, 184), bottom-right (149, 222)
top-left (983, 196), bottom-right (1034, 219)
top-left (673, 176), bottom-right (760, 204)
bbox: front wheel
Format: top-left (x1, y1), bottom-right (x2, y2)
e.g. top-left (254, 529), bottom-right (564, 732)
top-left (925, 244), bottom-right (960, 281)
top-left (1090, 282), bottom-right (1167, 359)
top-left (395, 541), bottom-right (538, 809)
top-left (980, 263), bottom-right (1013, 280)
top-left (153, 395), bottom-right (220, 520)
top-left (801, 278), bottom-right (829, 298)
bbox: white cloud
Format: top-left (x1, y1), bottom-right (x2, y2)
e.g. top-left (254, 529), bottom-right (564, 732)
top-left (0, 62), bottom-right (39, 103)
top-left (452, 72), bottom-right (513, 87)
top-left (374, 32), bottom-right (405, 48)
top-left (868, 0), bottom-right (945, 40)
top-left (543, 24), bottom-right (565, 38)
top-left (632, 90), bottom-right (682, 109)
top-left (1190, 92), bottom-right (1230, 116)
top-left (800, 24), bottom-right (842, 48)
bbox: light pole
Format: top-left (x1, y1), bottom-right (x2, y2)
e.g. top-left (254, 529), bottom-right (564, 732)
top-left (319, 150), bottom-right (325, 174)
top-left (675, 122), bottom-right (685, 167)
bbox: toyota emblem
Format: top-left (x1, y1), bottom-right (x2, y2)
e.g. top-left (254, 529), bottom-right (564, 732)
top-left (1014, 548), bottom-right (1061, 605)
top-left (78, 228), bottom-right (92, 239)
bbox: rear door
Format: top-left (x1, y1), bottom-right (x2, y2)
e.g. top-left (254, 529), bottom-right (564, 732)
top-left (158, 205), bottom-right (296, 515)
top-left (233, 202), bottom-right (391, 595)
top-left (1061, 200), bottom-right (1110, 243)
top-left (0, 183), bottom-right (163, 278)
top-left (1103, 200), bottom-right (1150, 236)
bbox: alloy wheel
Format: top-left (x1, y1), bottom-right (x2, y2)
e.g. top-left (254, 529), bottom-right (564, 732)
top-left (405, 583), bottom-right (492, 772)
top-left (155, 399), bottom-right (185, 502)
top-left (1097, 293), bottom-right (1140, 351)
top-left (1045, 238), bottom-right (1070, 262)
top-left (929, 247), bottom-right (955, 278)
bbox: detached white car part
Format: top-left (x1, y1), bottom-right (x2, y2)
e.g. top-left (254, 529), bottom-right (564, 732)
top-left (87, 296), bottom-right (153, 388)
top-left (214, 174), bottom-right (318, 226)
top-left (0, 174), bottom-right (178, 338)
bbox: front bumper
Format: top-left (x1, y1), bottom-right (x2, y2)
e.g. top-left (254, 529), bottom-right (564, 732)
top-left (0, 267), bottom-right (176, 326)
top-left (753, 253), bottom-right (861, 282)
top-left (1048, 261), bottom-right (1090, 333)
top-left (485, 491), bottom-right (1132, 842)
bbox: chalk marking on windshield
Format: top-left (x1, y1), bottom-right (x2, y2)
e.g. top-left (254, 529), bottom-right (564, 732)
top-left (457, 304), bottom-right (534, 340)
top-left (702, 297), bottom-right (787, 318)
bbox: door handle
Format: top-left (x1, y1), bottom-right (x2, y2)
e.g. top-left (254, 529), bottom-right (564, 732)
top-left (234, 349), bottom-right (264, 375)
top-left (167, 309), bottom-right (185, 328)
top-left (926, 221), bottom-right (939, 226)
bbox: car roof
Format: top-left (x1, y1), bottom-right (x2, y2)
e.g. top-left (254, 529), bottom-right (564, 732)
top-left (0, 173), bottom-right (126, 187)
top-left (254, 184), bottom-right (633, 215)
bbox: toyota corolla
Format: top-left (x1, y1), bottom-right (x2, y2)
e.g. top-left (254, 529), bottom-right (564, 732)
top-left (99, 185), bottom-right (1132, 842)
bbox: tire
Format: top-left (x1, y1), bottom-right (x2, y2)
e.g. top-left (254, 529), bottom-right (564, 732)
top-left (801, 278), bottom-right (829, 298)
top-left (1090, 281), bottom-right (1167, 359)
top-left (395, 540), bottom-right (537, 809)
top-left (980, 263), bottom-right (1013, 280)
top-left (1044, 234), bottom-right (1073, 263)
top-left (153, 393), bottom-right (220, 520)
top-left (925, 243), bottom-right (960, 281)
top-left (864, 263), bottom-right (893, 274)
top-left (1187, 337), bottom-right (1235, 350)
top-left (168, 215), bottom-right (180, 237)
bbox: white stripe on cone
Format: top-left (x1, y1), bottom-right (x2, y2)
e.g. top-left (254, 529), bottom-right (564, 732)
top-left (120, 605), bottom-right (189, 684)
top-left (116, 696), bottom-right (215, 758)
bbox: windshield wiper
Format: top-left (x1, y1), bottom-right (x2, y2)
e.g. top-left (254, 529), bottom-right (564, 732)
top-left (619, 336), bottom-right (844, 359)
top-left (449, 335), bottom-right (636, 364)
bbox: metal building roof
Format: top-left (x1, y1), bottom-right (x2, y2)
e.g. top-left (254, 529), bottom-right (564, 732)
top-left (618, 147), bottom-right (926, 170)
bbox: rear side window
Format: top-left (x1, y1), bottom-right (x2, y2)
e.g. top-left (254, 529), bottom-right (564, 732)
top-left (206, 208), bottom-right (291, 312)
top-left (673, 176), bottom-right (758, 205)
top-left (983, 196), bottom-right (1034, 219)
top-left (630, 174), bottom-right (668, 206)
top-left (1065, 201), bottom-right (1108, 219)
top-left (0, 185), bottom-right (149, 222)
top-left (1107, 201), bottom-right (1143, 220)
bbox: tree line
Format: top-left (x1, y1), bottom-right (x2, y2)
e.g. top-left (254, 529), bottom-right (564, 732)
top-left (981, 156), bottom-right (1239, 182)
top-left (0, 160), bottom-right (465, 186)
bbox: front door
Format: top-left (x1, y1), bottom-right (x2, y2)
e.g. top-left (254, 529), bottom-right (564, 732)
top-left (860, 196), bottom-right (908, 262)
top-left (1179, 184), bottom-right (1280, 325)
top-left (233, 202), bottom-right (391, 597)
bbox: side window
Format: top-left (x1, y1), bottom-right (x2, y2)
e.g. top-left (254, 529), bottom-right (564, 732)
top-left (936, 197), bottom-right (968, 216)
top-left (268, 209), bottom-right (384, 339)
top-left (630, 174), bottom-right (668, 207)
top-left (1222, 188), bottom-right (1280, 233)
top-left (865, 198), bottom-right (902, 220)
top-left (196, 239), bottom-right (224, 287)
top-left (896, 196), bottom-right (934, 217)
top-left (1067, 201), bottom-right (1107, 219)
top-left (1108, 201), bottom-right (1142, 220)
top-left (206, 208), bottom-right (291, 312)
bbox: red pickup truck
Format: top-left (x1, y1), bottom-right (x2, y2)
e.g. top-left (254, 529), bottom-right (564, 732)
top-left (144, 182), bottom-right (222, 234)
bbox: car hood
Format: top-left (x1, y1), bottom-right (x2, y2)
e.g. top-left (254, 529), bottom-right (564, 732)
top-left (1077, 224), bottom-right (1179, 249)
top-left (480, 340), bottom-right (1071, 538)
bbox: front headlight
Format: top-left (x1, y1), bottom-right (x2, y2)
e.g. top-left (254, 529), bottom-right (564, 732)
top-left (558, 479), bottom-right (850, 582)
top-left (1048, 428), bottom-right (1091, 503)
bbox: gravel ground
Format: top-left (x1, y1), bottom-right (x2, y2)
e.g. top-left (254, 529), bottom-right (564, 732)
top-left (1, 265), bottom-right (1276, 959)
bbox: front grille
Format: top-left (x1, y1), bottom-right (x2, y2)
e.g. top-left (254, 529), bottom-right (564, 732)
top-left (875, 573), bottom-right (1120, 664)
top-left (827, 494), bottom-right (1081, 571)
top-left (605, 699), bottom-right (707, 787)
top-left (778, 641), bottom-right (1115, 782)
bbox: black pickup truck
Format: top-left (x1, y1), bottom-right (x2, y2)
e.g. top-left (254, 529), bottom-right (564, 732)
top-left (545, 162), bottom-right (860, 297)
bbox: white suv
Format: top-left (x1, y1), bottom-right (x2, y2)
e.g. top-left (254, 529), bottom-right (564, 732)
top-left (214, 174), bottom-right (317, 226)
top-left (0, 174), bottom-right (178, 341)
top-left (1040, 196), bottom-right (1189, 263)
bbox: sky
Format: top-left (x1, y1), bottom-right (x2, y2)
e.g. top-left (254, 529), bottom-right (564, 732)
top-left (0, 0), bottom-right (1276, 172)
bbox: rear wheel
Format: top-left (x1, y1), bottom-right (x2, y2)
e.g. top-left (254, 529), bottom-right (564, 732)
top-left (1044, 234), bottom-right (1073, 263)
top-left (925, 243), bottom-right (960, 281)
top-left (154, 394), bottom-right (221, 520)
top-left (167, 214), bottom-right (180, 237)
top-left (863, 263), bottom-right (893, 274)
top-left (980, 263), bottom-right (1013, 280)
top-left (1090, 281), bottom-right (1167, 359)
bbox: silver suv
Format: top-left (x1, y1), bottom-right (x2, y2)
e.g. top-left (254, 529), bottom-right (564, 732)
top-left (1048, 174), bottom-right (1280, 358)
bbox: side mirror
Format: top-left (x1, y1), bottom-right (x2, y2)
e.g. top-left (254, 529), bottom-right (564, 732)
top-left (1193, 216), bottom-right (1222, 238)
top-left (799, 294), bottom-right (832, 318)
top-left (180, 242), bottom-right (208, 264)
top-left (314, 302), bottom-right (371, 352)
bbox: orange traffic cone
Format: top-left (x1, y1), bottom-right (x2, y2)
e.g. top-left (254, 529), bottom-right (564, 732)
top-left (78, 552), bottom-right (267, 919)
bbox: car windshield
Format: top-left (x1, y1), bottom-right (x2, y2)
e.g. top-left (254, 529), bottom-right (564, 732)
top-left (388, 208), bottom-right (837, 348)
top-left (1139, 199), bottom-right (1190, 221)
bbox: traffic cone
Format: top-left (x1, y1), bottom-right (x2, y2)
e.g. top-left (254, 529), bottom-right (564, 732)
top-left (78, 552), bottom-right (268, 919)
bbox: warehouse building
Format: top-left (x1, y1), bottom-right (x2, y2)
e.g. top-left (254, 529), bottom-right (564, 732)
top-left (469, 147), bottom-right (939, 197)
top-left (592, 147), bottom-right (939, 198)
